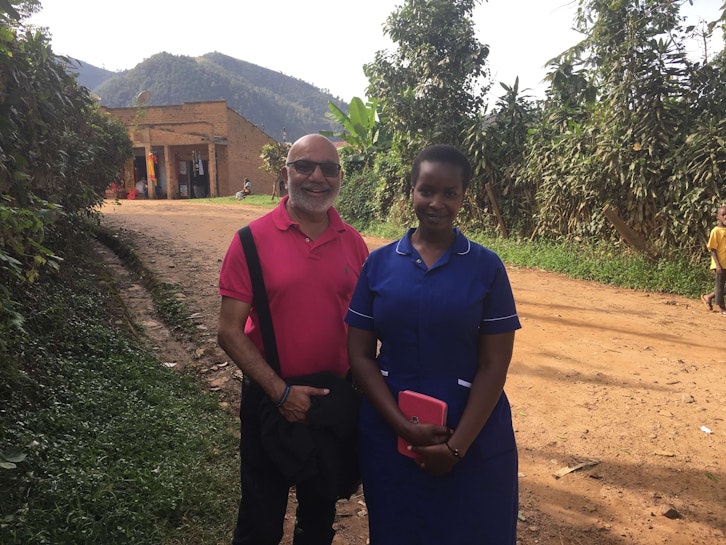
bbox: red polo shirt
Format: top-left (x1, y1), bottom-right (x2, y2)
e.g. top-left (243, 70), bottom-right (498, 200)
top-left (219, 196), bottom-right (369, 378)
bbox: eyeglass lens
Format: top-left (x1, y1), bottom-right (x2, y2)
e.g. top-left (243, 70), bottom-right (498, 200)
top-left (289, 160), bottom-right (340, 177)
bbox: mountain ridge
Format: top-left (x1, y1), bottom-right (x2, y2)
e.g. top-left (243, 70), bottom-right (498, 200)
top-left (71, 52), bottom-right (346, 141)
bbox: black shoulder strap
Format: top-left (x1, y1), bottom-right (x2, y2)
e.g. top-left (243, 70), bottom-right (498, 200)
top-left (237, 226), bottom-right (281, 374)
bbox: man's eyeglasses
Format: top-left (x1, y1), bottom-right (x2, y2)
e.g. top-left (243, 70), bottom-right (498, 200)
top-left (286, 160), bottom-right (341, 178)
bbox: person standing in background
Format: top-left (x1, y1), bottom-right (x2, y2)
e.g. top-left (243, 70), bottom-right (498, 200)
top-left (701, 205), bottom-right (726, 314)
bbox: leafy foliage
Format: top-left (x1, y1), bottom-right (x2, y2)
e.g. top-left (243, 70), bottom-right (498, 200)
top-left (321, 97), bottom-right (392, 169)
top-left (0, 4), bottom-right (132, 352)
top-left (337, 148), bottom-right (409, 230)
top-left (345, 0), bottom-right (726, 269)
top-left (462, 78), bottom-right (539, 235)
top-left (347, 0), bottom-right (492, 228)
top-left (259, 141), bottom-right (291, 175)
top-left (492, 0), bottom-right (726, 260)
top-left (364, 0), bottom-right (490, 152)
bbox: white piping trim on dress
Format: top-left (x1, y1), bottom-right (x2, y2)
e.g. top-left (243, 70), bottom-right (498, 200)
top-left (397, 235), bottom-right (471, 255)
top-left (395, 238), bottom-right (407, 255)
top-left (458, 379), bottom-right (472, 388)
top-left (455, 239), bottom-right (471, 255)
top-left (482, 313), bottom-right (518, 322)
top-left (347, 307), bottom-right (374, 320)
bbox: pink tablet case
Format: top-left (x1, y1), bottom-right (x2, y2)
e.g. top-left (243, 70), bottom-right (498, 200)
top-left (397, 390), bottom-right (448, 459)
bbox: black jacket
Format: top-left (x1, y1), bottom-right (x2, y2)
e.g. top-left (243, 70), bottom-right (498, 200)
top-left (259, 371), bottom-right (361, 501)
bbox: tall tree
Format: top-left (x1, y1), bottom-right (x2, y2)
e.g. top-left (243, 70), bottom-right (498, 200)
top-left (364, 0), bottom-right (490, 151)
top-left (462, 78), bottom-right (539, 234)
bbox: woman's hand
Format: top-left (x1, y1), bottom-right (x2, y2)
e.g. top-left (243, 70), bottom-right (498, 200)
top-left (401, 422), bottom-right (451, 448)
top-left (411, 442), bottom-right (461, 476)
top-left (402, 422), bottom-right (455, 475)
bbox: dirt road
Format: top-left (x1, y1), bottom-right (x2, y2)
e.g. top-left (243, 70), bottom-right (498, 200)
top-left (100, 199), bottom-right (725, 545)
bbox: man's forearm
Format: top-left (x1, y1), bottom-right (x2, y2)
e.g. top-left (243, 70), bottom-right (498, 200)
top-left (218, 328), bottom-right (287, 401)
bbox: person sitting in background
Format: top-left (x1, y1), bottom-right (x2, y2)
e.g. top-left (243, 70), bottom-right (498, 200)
top-left (135, 178), bottom-right (148, 198)
top-left (236, 178), bottom-right (253, 200)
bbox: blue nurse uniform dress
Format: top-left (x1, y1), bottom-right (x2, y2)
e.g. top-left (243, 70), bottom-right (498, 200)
top-left (345, 228), bottom-right (521, 545)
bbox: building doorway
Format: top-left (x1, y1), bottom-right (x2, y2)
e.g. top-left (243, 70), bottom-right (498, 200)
top-left (190, 159), bottom-right (209, 198)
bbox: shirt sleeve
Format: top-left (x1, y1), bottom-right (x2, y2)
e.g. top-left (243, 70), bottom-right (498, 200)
top-left (707, 228), bottom-right (718, 251)
top-left (480, 255), bottom-right (521, 335)
top-left (707, 227), bottom-right (726, 253)
top-left (218, 232), bottom-right (254, 303)
top-left (345, 259), bottom-right (375, 330)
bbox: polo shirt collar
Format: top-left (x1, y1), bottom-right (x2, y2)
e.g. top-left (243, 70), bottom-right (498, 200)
top-left (395, 227), bottom-right (471, 256)
top-left (271, 195), bottom-right (347, 234)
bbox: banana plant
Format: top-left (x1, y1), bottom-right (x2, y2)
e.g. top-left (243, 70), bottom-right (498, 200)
top-left (320, 97), bottom-right (391, 166)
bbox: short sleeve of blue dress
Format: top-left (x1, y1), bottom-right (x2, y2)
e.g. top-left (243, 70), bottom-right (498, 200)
top-left (345, 228), bottom-right (521, 545)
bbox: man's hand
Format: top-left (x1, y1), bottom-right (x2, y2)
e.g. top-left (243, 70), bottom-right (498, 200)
top-left (278, 385), bottom-right (329, 423)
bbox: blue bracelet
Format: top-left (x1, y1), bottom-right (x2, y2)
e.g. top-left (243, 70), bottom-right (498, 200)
top-left (275, 384), bottom-right (291, 408)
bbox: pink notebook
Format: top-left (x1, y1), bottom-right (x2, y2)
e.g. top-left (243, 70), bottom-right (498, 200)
top-left (397, 390), bottom-right (448, 460)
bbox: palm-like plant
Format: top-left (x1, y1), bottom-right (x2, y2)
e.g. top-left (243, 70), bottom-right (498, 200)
top-left (320, 97), bottom-right (391, 169)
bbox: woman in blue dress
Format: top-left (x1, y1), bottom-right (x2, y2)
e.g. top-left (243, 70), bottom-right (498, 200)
top-left (346, 144), bottom-right (521, 545)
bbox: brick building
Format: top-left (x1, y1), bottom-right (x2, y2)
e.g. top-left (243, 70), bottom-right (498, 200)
top-left (103, 100), bottom-right (277, 198)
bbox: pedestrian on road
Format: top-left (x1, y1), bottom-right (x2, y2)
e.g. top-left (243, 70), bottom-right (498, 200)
top-left (701, 205), bottom-right (726, 314)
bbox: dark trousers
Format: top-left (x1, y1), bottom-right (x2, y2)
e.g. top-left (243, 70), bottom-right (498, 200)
top-left (232, 380), bottom-right (336, 545)
top-left (715, 269), bottom-right (726, 308)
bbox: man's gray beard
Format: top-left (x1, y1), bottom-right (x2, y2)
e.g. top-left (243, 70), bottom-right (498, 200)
top-left (287, 182), bottom-right (340, 214)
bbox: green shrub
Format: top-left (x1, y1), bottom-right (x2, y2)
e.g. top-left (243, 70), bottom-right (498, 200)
top-left (0, 240), bottom-right (238, 545)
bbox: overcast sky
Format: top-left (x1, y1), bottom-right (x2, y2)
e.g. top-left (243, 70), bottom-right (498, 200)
top-left (27, 0), bottom-right (724, 103)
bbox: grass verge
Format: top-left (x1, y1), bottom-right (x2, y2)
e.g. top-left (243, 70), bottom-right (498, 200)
top-left (193, 194), bottom-right (278, 210)
top-left (470, 235), bottom-right (710, 298)
top-left (0, 236), bottom-right (239, 545)
top-left (205, 196), bottom-right (709, 299)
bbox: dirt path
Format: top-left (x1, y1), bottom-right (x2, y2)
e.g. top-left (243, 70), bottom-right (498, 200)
top-left (100, 199), bottom-right (725, 545)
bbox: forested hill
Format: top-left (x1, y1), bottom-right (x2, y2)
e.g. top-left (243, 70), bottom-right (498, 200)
top-left (75, 52), bottom-right (346, 141)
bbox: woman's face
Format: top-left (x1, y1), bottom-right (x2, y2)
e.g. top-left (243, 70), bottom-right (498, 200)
top-left (411, 160), bottom-right (465, 233)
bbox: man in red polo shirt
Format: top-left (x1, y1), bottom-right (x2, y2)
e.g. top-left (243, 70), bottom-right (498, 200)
top-left (218, 134), bottom-right (369, 545)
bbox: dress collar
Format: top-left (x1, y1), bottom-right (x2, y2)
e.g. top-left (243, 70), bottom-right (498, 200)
top-left (395, 227), bottom-right (471, 256)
